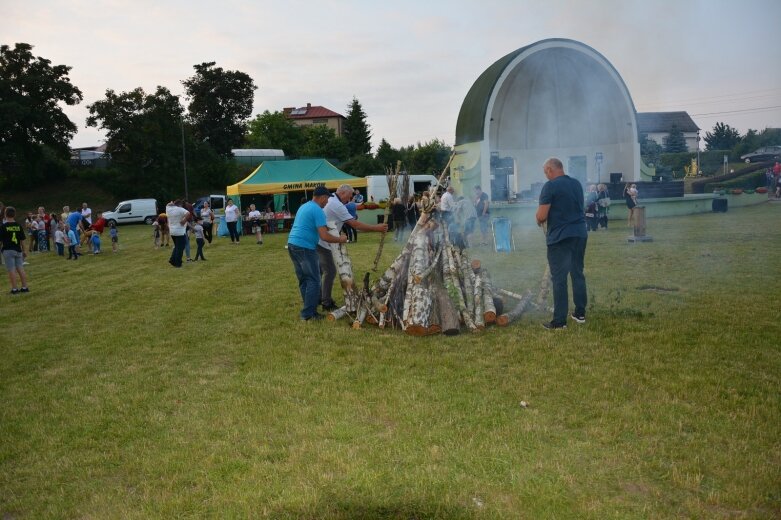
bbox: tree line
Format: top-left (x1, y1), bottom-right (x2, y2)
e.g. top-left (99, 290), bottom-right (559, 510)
top-left (0, 42), bottom-right (453, 202)
top-left (640, 123), bottom-right (780, 176)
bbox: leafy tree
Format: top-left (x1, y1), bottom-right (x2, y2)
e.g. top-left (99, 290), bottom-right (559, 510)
top-left (374, 138), bottom-right (400, 169)
top-left (301, 125), bottom-right (349, 161)
top-left (245, 110), bottom-right (305, 157)
top-left (341, 154), bottom-right (381, 177)
top-left (343, 97), bottom-right (372, 157)
top-left (405, 139), bottom-right (452, 174)
top-left (639, 133), bottom-right (663, 165)
top-left (757, 127), bottom-right (781, 147)
top-left (0, 42), bottom-right (83, 188)
top-left (732, 128), bottom-right (759, 159)
top-left (704, 122), bottom-right (741, 151)
top-left (663, 124), bottom-right (688, 153)
top-left (183, 62), bottom-right (256, 157)
top-left (87, 86), bottom-right (226, 201)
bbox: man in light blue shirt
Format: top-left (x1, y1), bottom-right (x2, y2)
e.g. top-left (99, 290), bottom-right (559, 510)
top-left (287, 186), bottom-right (347, 321)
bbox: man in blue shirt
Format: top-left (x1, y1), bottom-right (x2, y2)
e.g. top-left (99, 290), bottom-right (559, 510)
top-left (287, 186), bottom-right (348, 321)
top-left (536, 157), bottom-right (588, 329)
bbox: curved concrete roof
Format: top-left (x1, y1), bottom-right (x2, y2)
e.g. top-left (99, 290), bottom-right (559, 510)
top-left (455, 38), bottom-right (638, 147)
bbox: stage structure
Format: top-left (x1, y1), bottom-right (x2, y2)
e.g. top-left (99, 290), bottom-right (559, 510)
top-left (452, 38), bottom-right (641, 200)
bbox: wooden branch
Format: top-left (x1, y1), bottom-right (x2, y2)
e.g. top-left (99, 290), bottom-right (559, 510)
top-left (327, 221), bottom-right (358, 312)
top-left (481, 269), bottom-right (497, 324)
top-left (497, 290), bottom-right (534, 327)
top-left (496, 288), bottom-right (527, 301)
top-left (352, 307), bottom-right (368, 329)
top-left (327, 306), bottom-right (348, 321)
top-left (443, 244), bottom-right (477, 331)
top-left (371, 161), bottom-right (401, 271)
top-left (473, 272), bottom-right (485, 329)
top-left (536, 265), bottom-right (551, 308)
top-left (431, 281), bottom-right (460, 335)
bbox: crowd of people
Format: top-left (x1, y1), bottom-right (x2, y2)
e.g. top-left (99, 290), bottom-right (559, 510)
top-left (0, 200), bottom-right (123, 294)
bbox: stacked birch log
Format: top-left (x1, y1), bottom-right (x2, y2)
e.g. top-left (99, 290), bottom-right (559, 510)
top-left (326, 153), bottom-right (550, 335)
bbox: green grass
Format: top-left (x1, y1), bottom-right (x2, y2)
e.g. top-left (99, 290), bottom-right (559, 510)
top-left (2, 205), bottom-right (780, 518)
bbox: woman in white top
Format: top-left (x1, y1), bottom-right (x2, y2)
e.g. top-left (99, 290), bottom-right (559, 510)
top-left (200, 202), bottom-right (214, 243)
top-left (247, 203), bottom-right (263, 245)
top-left (224, 198), bottom-right (241, 244)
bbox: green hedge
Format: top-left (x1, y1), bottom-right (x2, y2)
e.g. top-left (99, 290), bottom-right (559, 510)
top-left (703, 170), bottom-right (765, 192)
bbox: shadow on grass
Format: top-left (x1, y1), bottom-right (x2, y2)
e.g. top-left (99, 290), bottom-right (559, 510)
top-left (269, 498), bottom-right (477, 519)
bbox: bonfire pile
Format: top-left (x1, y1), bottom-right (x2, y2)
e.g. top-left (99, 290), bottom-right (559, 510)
top-left (326, 156), bottom-right (550, 336)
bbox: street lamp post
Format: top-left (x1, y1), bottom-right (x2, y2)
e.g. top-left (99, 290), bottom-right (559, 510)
top-left (696, 130), bottom-right (701, 176)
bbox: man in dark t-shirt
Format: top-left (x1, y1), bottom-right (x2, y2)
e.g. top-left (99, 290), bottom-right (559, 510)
top-left (536, 157), bottom-right (588, 329)
top-left (1, 206), bottom-right (30, 294)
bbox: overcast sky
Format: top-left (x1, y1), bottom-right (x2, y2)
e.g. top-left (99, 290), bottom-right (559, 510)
top-left (2, 0), bottom-right (780, 151)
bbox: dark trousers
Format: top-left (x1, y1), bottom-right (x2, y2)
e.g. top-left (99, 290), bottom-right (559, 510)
top-left (203, 222), bottom-right (213, 243)
top-left (169, 234), bottom-right (187, 267)
top-left (547, 236), bottom-right (588, 325)
top-left (67, 245), bottom-right (77, 259)
top-left (317, 245), bottom-right (337, 307)
top-left (288, 244), bottom-right (321, 319)
top-left (345, 223), bottom-right (356, 242)
top-left (56, 243), bottom-right (64, 256)
top-left (226, 221), bottom-right (239, 242)
top-left (586, 216), bottom-right (598, 232)
top-left (195, 238), bottom-right (205, 260)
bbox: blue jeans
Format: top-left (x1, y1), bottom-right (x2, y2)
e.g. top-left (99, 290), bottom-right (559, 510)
top-left (288, 244), bottom-right (321, 319)
top-left (547, 236), bottom-right (588, 325)
top-left (170, 234), bottom-right (187, 267)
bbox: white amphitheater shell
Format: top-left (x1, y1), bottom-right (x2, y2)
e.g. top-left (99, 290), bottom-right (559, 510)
top-left (452, 38), bottom-right (640, 200)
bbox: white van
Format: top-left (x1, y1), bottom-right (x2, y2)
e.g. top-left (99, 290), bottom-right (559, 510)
top-left (102, 199), bottom-right (158, 225)
top-left (364, 174), bottom-right (439, 202)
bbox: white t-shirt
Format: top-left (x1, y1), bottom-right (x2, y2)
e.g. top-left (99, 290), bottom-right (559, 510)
top-left (440, 191), bottom-right (455, 212)
top-left (318, 194), bottom-right (354, 249)
top-left (81, 207), bottom-right (92, 224)
top-left (225, 204), bottom-right (240, 223)
top-left (55, 229), bottom-right (65, 244)
top-left (247, 210), bottom-right (261, 221)
top-left (166, 204), bottom-right (190, 236)
top-left (201, 207), bottom-right (213, 222)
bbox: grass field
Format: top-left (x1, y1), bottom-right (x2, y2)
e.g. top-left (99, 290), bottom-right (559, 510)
top-left (2, 204), bottom-right (780, 519)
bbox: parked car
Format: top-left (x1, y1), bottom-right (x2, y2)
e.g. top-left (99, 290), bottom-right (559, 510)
top-left (741, 146), bottom-right (781, 163)
top-left (102, 199), bottom-right (158, 225)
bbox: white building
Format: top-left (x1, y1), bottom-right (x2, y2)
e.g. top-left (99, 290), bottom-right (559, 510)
top-left (636, 112), bottom-right (699, 152)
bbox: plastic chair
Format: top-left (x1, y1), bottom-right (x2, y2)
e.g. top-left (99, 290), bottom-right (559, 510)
top-left (492, 217), bottom-right (515, 252)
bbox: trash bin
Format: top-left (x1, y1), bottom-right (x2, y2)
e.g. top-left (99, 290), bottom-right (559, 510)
top-left (712, 198), bottom-right (728, 212)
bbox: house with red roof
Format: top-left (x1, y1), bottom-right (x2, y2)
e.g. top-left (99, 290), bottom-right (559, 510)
top-left (283, 103), bottom-right (345, 136)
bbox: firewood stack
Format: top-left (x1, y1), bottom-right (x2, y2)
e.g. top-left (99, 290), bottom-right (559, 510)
top-left (326, 155), bottom-right (550, 335)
